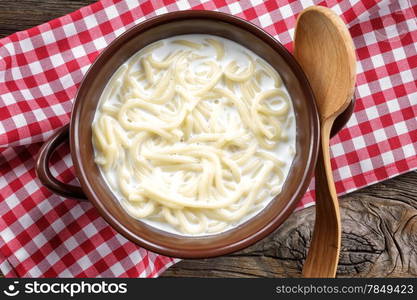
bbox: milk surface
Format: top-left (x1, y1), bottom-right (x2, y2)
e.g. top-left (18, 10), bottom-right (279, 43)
top-left (93, 34), bottom-right (297, 236)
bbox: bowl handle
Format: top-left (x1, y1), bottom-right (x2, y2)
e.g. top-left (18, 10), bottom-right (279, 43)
top-left (35, 124), bottom-right (87, 200)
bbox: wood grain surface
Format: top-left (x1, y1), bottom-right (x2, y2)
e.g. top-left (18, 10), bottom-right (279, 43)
top-left (1, 0), bottom-right (416, 278)
top-left (163, 171), bottom-right (417, 277)
top-left (0, 0), bottom-right (97, 38)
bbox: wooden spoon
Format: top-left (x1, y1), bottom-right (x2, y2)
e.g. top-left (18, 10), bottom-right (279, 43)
top-left (294, 6), bottom-right (356, 277)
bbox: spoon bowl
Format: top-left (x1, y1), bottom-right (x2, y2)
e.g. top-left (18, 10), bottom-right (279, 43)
top-left (295, 6), bottom-right (356, 122)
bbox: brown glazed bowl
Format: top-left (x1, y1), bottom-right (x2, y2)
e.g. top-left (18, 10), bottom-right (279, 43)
top-left (36, 10), bottom-right (321, 259)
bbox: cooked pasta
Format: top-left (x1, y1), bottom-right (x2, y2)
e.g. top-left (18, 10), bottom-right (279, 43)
top-left (92, 35), bottom-right (296, 235)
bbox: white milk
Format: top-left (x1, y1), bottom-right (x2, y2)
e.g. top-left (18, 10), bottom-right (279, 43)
top-left (93, 34), bottom-right (296, 236)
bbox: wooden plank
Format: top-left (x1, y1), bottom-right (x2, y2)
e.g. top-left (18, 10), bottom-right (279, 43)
top-left (162, 171), bottom-right (417, 277)
top-left (0, 0), bottom-right (97, 38)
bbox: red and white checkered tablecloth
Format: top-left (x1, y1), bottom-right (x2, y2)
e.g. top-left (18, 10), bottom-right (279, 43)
top-left (0, 0), bottom-right (416, 278)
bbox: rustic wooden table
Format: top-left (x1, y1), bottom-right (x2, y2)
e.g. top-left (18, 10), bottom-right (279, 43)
top-left (1, 0), bottom-right (416, 278)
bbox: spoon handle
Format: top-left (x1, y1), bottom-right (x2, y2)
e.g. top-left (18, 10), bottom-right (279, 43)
top-left (302, 121), bottom-right (341, 278)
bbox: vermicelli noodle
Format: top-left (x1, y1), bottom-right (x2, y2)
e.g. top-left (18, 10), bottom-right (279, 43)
top-left (92, 35), bottom-right (296, 235)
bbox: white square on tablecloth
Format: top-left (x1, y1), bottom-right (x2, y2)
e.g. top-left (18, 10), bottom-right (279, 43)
top-left (352, 135), bottom-right (367, 149)
top-left (359, 158), bottom-right (374, 173)
top-left (20, 89), bottom-right (33, 101)
top-left (104, 5), bottom-right (119, 20)
top-left (258, 13), bottom-right (273, 28)
top-left (27, 60), bottom-right (43, 75)
top-left (378, 76), bottom-right (393, 90)
top-left (362, 31), bottom-right (378, 46)
top-left (371, 54), bottom-right (385, 69)
top-left (228, 1), bottom-right (242, 15)
top-left (387, 98), bottom-right (401, 112)
top-left (403, 143), bottom-right (416, 158)
top-left (250, 0), bottom-right (264, 6)
top-left (11, 113), bottom-right (26, 128)
top-left (82, 222), bottom-right (99, 239)
top-left (11, 67), bottom-right (23, 80)
top-left (60, 74), bottom-right (75, 89)
top-left (392, 46), bottom-right (407, 61)
top-left (337, 165), bottom-right (352, 180)
top-left (45, 251), bottom-right (60, 267)
top-left (381, 151), bottom-right (395, 165)
top-left (356, 83), bottom-right (372, 98)
top-left (32, 233), bottom-right (48, 249)
top-left (374, 128), bottom-right (388, 143)
top-left (331, 142), bottom-right (346, 157)
top-left (14, 247), bottom-right (29, 262)
top-left (280, 4), bottom-right (293, 17)
top-left (0, 227), bottom-right (15, 244)
top-left (19, 38), bottom-right (35, 52)
top-left (84, 14), bottom-right (99, 30)
top-left (109, 262), bottom-right (125, 277)
top-left (50, 53), bottom-right (65, 67)
top-left (92, 36), bottom-right (107, 51)
top-left (62, 22), bottom-right (77, 37)
top-left (38, 83), bottom-right (54, 96)
top-left (125, 0), bottom-right (138, 11)
top-left (364, 105), bottom-right (379, 120)
top-left (40, 30), bottom-right (57, 45)
top-left (155, 6), bottom-right (168, 15)
top-left (72, 45), bottom-right (87, 59)
top-left (394, 120), bottom-right (408, 136)
top-left (400, 69), bottom-right (414, 84)
top-left (1, 93), bottom-right (16, 106)
top-left (32, 108), bottom-right (47, 122)
top-left (177, 0), bottom-right (191, 10)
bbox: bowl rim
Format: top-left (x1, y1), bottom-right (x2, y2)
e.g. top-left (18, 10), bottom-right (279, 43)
top-left (70, 10), bottom-right (320, 258)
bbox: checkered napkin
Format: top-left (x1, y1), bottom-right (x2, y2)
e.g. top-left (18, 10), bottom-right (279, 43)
top-left (0, 0), bottom-right (416, 278)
